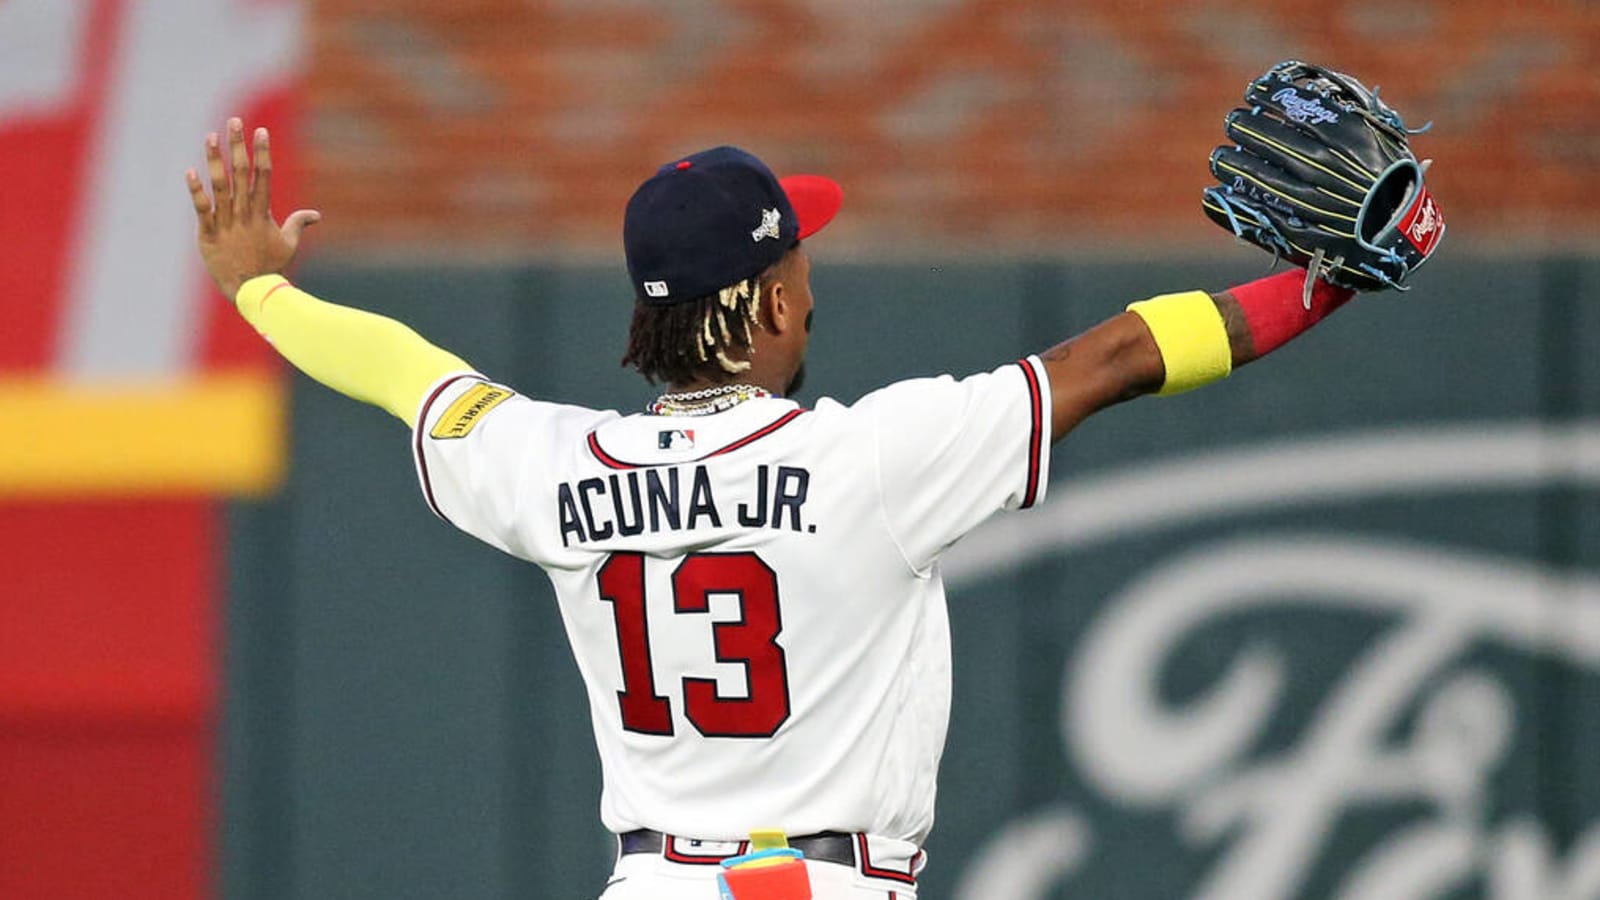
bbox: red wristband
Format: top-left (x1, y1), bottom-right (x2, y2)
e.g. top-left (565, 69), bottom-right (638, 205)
top-left (1228, 269), bottom-right (1355, 357)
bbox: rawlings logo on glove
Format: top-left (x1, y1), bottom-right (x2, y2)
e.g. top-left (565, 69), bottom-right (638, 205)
top-left (1271, 88), bottom-right (1340, 124)
top-left (1203, 60), bottom-right (1445, 299)
top-left (1402, 191), bottom-right (1444, 253)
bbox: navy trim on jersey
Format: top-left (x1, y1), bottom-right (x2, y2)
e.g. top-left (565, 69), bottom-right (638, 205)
top-left (855, 833), bottom-right (919, 885)
top-left (413, 373), bottom-right (478, 523)
top-left (1016, 359), bottom-right (1044, 509)
top-left (587, 408), bottom-right (808, 470)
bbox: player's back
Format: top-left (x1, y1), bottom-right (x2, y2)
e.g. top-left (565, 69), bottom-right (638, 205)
top-left (542, 396), bottom-right (950, 844)
top-left (413, 359), bottom-right (1050, 846)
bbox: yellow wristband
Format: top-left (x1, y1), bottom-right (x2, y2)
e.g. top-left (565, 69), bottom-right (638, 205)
top-left (1126, 290), bottom-right (1232, 395)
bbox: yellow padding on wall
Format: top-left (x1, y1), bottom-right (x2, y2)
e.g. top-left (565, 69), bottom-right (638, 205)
top-left (0, 373), bottom-right (284, 497)
top-left (1126, 290), bottom-right (1232, 395)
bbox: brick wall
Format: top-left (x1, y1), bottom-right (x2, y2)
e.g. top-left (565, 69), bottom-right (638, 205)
top-left (305, 0), bottom-right (1598, 257)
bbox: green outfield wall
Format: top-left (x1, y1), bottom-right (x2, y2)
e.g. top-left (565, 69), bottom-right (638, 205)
top-left (223, 255), bottom-right (1600, 900)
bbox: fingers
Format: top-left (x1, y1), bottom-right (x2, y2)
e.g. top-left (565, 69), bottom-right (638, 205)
top-left (228, 118), bottom-right (251, 219)
top-left (281, 209), bottom-right (323, 251)
top-left (201, 117), bottom-right (291, 237)
top-left (206, 130), bottom-right (231, 228)
top-left (186, 168), bottom-right (216, 237)
top-left (250, 127), bottom-right (272, 219)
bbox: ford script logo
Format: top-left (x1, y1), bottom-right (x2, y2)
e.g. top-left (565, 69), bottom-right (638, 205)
top-left (947, 423), bottom-right (1600, 899)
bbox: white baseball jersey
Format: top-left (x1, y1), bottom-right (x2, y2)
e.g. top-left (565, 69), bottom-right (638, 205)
top-left (412, 357), bottom-right (1051, 848)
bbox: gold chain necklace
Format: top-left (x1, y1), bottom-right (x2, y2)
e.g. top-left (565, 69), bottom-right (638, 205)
top-left (647, 383), bottom-right (772, 416)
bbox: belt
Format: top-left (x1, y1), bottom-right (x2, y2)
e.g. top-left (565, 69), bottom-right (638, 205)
top-left (619, 829), bottom-right (856, 868)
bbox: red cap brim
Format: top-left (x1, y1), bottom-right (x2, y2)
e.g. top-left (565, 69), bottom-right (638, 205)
top-left (781, 174), bottom-right (843, 240)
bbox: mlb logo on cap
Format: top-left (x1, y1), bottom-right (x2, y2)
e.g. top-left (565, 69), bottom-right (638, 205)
top-left (624, 146), bottom-right (843, 305)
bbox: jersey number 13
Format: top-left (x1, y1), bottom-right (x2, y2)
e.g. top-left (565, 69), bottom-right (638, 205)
top-left (597, 551), bottom-right (791, 738)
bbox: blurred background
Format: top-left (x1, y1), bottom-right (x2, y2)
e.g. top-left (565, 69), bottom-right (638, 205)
top-left (1, 1), bottom-right (1596, 898)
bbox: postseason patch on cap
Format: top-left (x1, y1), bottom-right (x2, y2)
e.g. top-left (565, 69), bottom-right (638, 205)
top-left (430, 382), bottom-right (514, 440)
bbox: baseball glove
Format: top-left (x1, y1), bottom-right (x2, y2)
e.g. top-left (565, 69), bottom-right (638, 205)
top-left (1203, 60), bottom-right (1444, 302)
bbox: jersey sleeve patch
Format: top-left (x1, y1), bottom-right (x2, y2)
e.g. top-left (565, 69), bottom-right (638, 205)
top-left (429, 382), bottom-right (515, 439)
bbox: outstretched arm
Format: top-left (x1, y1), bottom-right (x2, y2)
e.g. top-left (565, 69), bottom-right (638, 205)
top-left (1040, 271), bottom-right (1354, 442)
top-left (186, 118), bottom-right (469, 427)
top-left (228, 275), bottom-right (471, 426)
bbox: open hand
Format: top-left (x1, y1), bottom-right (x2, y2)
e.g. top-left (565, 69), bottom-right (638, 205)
top-left (186, 117), bottom-right (320, 299)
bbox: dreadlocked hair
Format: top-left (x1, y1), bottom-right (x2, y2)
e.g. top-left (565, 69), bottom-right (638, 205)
top-left (621, 275), bottom-right (766, 385)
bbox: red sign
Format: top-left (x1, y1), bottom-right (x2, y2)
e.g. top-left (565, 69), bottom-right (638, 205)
top-left (0, 0), bottom-right (303, 496)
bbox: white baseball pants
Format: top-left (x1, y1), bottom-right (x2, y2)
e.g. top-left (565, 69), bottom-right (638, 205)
top-left (596, 852), bottom-right (917, 899)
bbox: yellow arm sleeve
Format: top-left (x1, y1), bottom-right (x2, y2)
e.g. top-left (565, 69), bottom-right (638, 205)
top-left (235, 275), bottom-right (472, 428)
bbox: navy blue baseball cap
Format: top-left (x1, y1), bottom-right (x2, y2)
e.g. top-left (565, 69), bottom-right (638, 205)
top-left (624, 146), bottom-right (843, 305)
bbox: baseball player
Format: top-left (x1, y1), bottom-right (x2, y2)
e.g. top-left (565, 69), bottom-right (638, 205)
top-left (186, 62), bottom-right (1438, 899)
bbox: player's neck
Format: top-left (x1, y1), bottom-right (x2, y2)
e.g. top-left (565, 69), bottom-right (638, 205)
top-left (666, 330), bottom-right (801, 398)
top-left (668, 360), bottom-right (795, 399)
